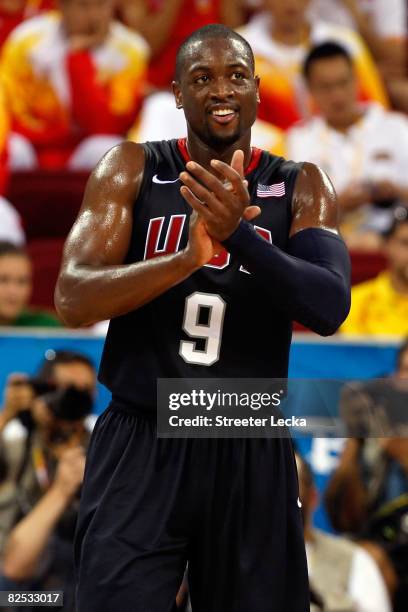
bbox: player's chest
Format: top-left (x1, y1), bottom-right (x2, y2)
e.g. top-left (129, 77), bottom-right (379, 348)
top-left (129, 181), bottom-right (291, 268)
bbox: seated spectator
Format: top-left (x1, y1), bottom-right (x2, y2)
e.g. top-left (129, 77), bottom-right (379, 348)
top-left (238, 0), bottom-right (388, 130)
top-left (340, 214), bottom-right (408, 335)
top-left (296, 452), bottom-right (391, 611)
top-left (0, 350), bottom-right (96, 610)
top-left (324, 341), bottom-right (408, 610)
top-left (287, 42), bottom-right (408, 250)
top-left (119, 0), bottom-right (245, 90)
top-left (0, 197), bottom-right (25, 245)
top-left (1, 0), bottom-right (149, 170)
top-left (310, 0), bottom-right (408, 113)
top-left (0, 0), bottom-right (55, 48)
top-left (129, 91), bottom-right (286, 157)
top-left (0, 241), bottom-right (61, 326)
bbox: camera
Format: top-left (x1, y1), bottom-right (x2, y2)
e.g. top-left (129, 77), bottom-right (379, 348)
top-left (13, 377), bottom-right (93, 438)
top-left (37, 382), bottom-right (93, 421)
top-left (341, 378), bottom-right (408, 438)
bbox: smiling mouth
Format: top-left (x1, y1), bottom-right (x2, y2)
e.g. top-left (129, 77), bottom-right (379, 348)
top-left (209, 108), bottom-right (238, 125)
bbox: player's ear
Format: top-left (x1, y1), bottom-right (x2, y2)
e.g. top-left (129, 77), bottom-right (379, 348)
top-left (172, 81), bottom-right (183, 109)
top-left (255, 75), bottom-right (260, 103)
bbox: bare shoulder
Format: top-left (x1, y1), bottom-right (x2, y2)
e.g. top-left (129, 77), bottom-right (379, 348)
top-left (85, 141), bottom-right (146, 209)
top-left (290, 161), bottom-right (338, 236)
top-left (62, 142), bottom-right (146, 263)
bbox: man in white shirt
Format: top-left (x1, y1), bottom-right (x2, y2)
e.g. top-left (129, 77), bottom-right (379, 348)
top-left (309, 0), bottom-right (407, 111)
top-left (238, 0), bottom-right (388, 130)
top-left (296, 453), bottom-right (392, 612)
top-left (287, 41), bottom-right (408, 249)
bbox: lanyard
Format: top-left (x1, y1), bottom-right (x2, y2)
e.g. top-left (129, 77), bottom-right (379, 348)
top-left (32, 445), bottom-right (50, 491)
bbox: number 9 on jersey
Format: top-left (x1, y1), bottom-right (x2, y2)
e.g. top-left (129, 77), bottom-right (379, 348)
top-left (179, 292), bottom-right (226, 366)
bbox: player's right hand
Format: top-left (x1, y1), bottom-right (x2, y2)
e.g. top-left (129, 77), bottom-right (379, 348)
top-left (184, 210), bottom-right (223, 268)
top-left (184, 205), bottom-right (259, 269)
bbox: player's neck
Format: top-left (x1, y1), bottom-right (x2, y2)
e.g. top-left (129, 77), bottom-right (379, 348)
top-left (185, 134), bottom-right (252, 173)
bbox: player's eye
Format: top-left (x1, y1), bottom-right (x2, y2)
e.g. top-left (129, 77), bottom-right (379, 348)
top-left (232, 72), bottom-right (245, 80)
top-left (195, 75), bottom-right (209, 84)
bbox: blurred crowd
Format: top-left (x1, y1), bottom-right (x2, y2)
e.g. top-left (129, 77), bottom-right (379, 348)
top-left (1, 343), bottom-right (408, 612)
top-left (0, 1), bottom-right (407, 611)
top-left (0, 0), bottom-right (406, 336)
top-left (0, 349), bottom-right (95, 611)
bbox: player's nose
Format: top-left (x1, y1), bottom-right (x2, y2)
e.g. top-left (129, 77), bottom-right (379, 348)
top-left (209, 76), bottom-right (235, 100)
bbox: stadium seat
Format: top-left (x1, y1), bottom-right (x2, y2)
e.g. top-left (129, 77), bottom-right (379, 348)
top-left (6, 171), bottom-right (88, 309)
top-left (7, 170), bottom-right (89, 240)
top-left (26, 238), bottom-right (65, 310)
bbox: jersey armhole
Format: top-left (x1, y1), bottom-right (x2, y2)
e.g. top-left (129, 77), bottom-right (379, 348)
top-left (132, 143), bottom-right (157, 211)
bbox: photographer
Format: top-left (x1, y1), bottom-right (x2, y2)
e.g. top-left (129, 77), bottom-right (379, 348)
top-left (325, 340), bottom-right (408, 611)
top-left (0, 350), bottom-right (96, 610)
top-left (296, 453), bottom-right (391, 612)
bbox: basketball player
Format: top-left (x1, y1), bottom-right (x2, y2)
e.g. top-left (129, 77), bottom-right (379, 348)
top-left (55, 24), bottom-right (351, 612)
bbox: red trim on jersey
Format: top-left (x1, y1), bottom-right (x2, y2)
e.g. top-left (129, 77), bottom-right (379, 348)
top-left (245, 147), bottom-right (263, 175)
top-left (177, 138), bottom-right (263, 175)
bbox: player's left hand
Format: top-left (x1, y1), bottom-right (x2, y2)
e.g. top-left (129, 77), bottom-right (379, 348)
top-left (180, 150), bottom-right (261, 242)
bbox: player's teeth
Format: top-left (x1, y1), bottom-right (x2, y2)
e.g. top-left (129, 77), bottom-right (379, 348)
top-left (213, 109), bottom-right (234, 116)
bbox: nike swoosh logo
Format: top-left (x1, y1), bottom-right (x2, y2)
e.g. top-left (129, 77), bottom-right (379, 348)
top-left (297, 498), bottom-right (302, 508)
top-left (152, 174), bottom-right (180, 184)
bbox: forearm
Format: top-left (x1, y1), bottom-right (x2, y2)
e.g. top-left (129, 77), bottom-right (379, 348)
top-left (2, 487), bottom-right (68, 581)
top-left (378, 40), bottom-right (407, 78)
top-left (0, 412), bottom-right (9, 432)
top-left (337, 192), bottom-right (359, 214)
top-left (55, 250), bottom-right (198, 327)
top-left (0, 408), bottom-right (18, 432)
top-left (325, 439), bottom-right (367, 532)
top-left (347, 3), bottom-right (386, 59)
top-left (223, 223), bottom-right (350, 336)
top-left (11, 118), bottom-right (71, 148)
top-left (396, 185), bottom-right (408, 204)
top-left (348, 3), bottom-right (405, 69)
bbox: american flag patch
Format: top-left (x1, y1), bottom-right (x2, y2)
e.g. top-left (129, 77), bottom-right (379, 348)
top-left (257, 182), bottom-right (285, 198)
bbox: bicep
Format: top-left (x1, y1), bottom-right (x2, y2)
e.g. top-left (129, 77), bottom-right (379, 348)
top-left (290, 162), bottom-right (339, 237)
top-left (61, 143), bottom-right (145, 269)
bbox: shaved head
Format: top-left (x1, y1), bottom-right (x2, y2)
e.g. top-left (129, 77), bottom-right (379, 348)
top-left (175, 24), bottom-right (255, 82)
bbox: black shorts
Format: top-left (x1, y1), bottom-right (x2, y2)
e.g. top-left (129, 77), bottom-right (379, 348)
top-left (74, 401), bottom-right (309, 612)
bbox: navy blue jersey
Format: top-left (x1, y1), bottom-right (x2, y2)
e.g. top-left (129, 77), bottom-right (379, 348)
top-left (99, 139), bottom-right (301, 409)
